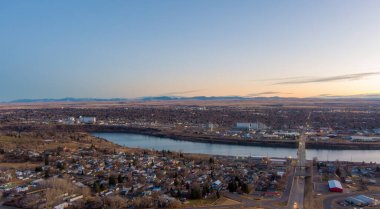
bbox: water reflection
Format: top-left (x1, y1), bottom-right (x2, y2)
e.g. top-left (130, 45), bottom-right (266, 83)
top-left (93, 133), bottom-right (380, 163)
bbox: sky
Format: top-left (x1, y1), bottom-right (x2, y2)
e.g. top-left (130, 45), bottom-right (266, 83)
top-left (1, 0), bottom-right (380, 101)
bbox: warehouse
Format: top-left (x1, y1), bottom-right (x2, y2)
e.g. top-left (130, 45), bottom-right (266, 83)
top-left (344, 195), bottom-right (379, 207)
top-left (355, 195), bottom-right (379, 206)
top-left (345, 197), bottom-right (367, 207)
top-left (328, 180), bottom-right (343, 192)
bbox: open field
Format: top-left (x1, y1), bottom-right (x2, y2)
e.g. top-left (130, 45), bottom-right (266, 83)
top-left (1, 98), bottom-right (380, 110)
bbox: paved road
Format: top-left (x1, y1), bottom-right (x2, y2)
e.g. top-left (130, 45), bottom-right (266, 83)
top-left (287, 134), bottom-right (307, 209)
top-left (287, 173), bottom-right (304, 209)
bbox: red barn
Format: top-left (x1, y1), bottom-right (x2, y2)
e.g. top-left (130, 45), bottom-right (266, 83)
top-left (328, 180), bottom-right (343, 192)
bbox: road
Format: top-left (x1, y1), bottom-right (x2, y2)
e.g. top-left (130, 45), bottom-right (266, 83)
top-left (287, 134), bottom-right (306, 209)
top-left (287, 112), bottom-right (311, 209)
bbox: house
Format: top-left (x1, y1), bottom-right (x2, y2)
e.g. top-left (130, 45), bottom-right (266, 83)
top-left (212, 180), bottom-right (222, 190)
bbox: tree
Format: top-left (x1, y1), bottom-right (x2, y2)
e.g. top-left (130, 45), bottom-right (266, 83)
top-left (241, 183), bottom-right (250, 194)
top-left (191, 185), bottom-right (202, 199)
top-left (100, 183), bottom-right (106, 191)
top-left (216, 190), bottom-right (221, 199)
top-left (336, 167), bottom-right (342, 178)
top-left (56, 162), bottom-right (65, 170)
top-left (44, 154), bottom-right (49, 166)
top-left (44, 169), bottom-right (50, 179)
top-left (93, 182), bottom-right (101, 193)
top-left (85, 196), bottom-right (103, 209)
top-left (109, 176), bottom-right (117, 186)
top-left (35, 166), bottom-right (43, 172)
top-left (228, 181), bottom-right (237, 193)
top-left (202, 182), bottom-right (210, 196)
top-left (104, 196), bottom-right (127, 209)
top-left (118, 174), bottom-right (123, 183)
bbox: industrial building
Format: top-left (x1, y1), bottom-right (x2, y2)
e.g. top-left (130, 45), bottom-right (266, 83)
top-left (349, 135), bottom-right (380, 142)
top-left (345, 195), bottom-right (379, 207)
top-left (79, 116), bottom-right (96, 124)
top-left (236, 122), bottom-right (267, 130)
top-left (328, 180), bottom-right (343, 192)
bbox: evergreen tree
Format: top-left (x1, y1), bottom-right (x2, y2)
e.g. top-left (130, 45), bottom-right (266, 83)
top-left (100, 183), bottom-right (106, 191)
top-left (35, 166), bottom-right (43, 172)
top-left (191, 185), bottom-right (202, 199)
top-left (118, 174), bottom-right (123, 183)
top-left (228, 181), bottom-right (237, 193)
top-left (216, 191), bottom-right (221, 199)
top-left (44, 154), bottom-right (49, 166)
top-left (44, 170), bottom-right (50, 179)
top-left (109, 176), bottom-right (117, 186)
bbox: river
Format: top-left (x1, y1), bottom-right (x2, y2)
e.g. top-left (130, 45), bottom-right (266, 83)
top-left (93, 132), bottom-right (380, 163)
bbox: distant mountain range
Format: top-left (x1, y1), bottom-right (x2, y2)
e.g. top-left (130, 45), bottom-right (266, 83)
top-left (139, 96), bottom-right (260, 101)
top-left (6, 95), bottom-right (380, 103)
top-left (8, 96), bottom-right (285, 103)
top-left (9, 97), bottom-right (128, 103)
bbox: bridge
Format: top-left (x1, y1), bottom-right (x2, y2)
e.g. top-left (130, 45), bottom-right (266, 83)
top-left (287, 112), bottom-right (311, 209)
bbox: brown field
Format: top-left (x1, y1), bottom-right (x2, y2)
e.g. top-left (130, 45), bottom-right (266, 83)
top-left (1, 98), bottom-right (379, 110)
top-left (0, 162), bottom-right (40, 169)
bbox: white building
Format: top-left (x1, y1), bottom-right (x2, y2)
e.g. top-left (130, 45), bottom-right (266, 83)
top-left (273, 131), bottom-right (300, 137)
top-left (349, 136), bottom-right (380, 142)
top-left (374, 128), bottom-right (380, 134)
top-left (66, 117), bottom-right (76, 125)
top-left (236, 122), bottom-right (267, 130)
top-left (79, 116), bottom-right (96, 124)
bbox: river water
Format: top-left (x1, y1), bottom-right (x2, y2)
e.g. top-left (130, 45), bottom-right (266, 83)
top-left (93, 133), bottom-right (380, 163)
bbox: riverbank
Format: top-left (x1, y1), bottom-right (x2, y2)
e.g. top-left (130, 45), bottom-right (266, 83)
top-left (2, 124), bottom-right (380, 150)
top-left (81, 125), bottom-right (380, 150)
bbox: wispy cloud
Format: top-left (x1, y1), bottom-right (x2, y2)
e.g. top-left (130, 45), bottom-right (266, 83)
top-left (160, 89), bottom-right (203, 96)
top-left (317, 94), bottom-right (333, 97)
top-left (253, 76), bottom-right (306, 82)
top-left (274, 72), bottom-right (380, 85)
top-left (316, 93), bottom-right (380, 98)
top-left (247, 91), bottom-right (292, 97)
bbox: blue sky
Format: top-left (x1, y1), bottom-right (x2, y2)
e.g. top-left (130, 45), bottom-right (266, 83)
top-left (1, 0), bottom-right (380, 101)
